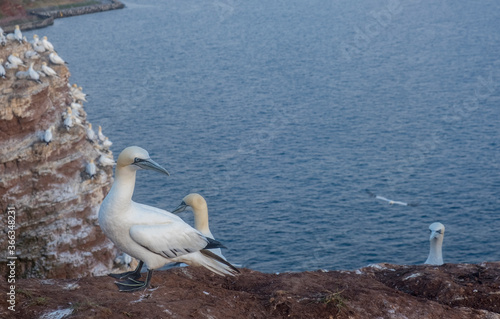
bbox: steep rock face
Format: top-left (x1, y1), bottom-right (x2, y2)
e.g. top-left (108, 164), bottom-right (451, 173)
top-left (0, 39), bottom-right (116, 278)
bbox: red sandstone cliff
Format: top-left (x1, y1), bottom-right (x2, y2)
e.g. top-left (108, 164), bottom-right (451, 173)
top-left (0, 39), bottom-right (116, 279)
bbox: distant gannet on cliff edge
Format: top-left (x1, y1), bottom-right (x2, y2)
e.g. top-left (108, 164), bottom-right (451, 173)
top-left (86, 123), bottom-right (96, 142)
top-left (86, 159), bottom-right (97, 179)
top-left (14, 25), bottom-right (23, 43)
top-left (42, 126), bottom-right (54, 145)
top-left (41, 62), bottom-right (58, 77)
top-left (424, 222), bottom-right (445, 265)
top-left (99, 146), bottom-right (239, 292)
top-left (8, 54), bottom-right (25, 67)
top-left (41, 36), bottom-right (55, 52)
top-left (172, 193), bottom-right (227, 260)
top-left (49, 52), bottom-right (67, 65)
top-left (0, 60), bottom-right (6, 78)
top-left (28, 62), bottom-right (42, 84)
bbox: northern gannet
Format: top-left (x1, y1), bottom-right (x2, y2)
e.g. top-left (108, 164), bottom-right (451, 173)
top-left (0, 33), bottom-right (6, 46)
top-left (41, 62), bottom-right (58, 77)
top-left (25, 50), bottom-right (40, 60)
top-left (0, 60), bottom-right (5, 79)
top-left (366, 190), bottom-right (418, 207)
top-left (32, 35), bottom-right (46, 53)
top-left (15, 69), bottom-right (28, 79)
top-left (98, 146), bottom-right (239, 292)
top-left (98, 125), bottom-right (106, 142)
top-left (49, 52), bottom-right (66, 65)
top-left (86, 123), bottom-right (96, 141)
top-left (63, 108), bottom-right (73, 130)
top-left (102, 137), bottom-right (112, 149)
top-left (42, 126), bottom-right (53, 145)
top-left (28, 62), bottom-right (42, 84)
top-left (14, 25), bottom-right (23, 43)
top-left (99, 154), bottom-right (115, 166)
top-left (8, 54), bottom-right (25, 67)
top-left (172, 193), bottom-right (226, 260)
top-left (86, 159), bottom-right (97, 179)
top-left (41, 36), bottom-right (55, 52)
top-left (424, 222), bottom-right (445, 265)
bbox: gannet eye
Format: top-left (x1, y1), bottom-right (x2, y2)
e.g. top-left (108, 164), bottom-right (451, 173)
top-left (436, 230), bottom-right (442, 234)
top-left (133, 157), bottom-right (142, 164)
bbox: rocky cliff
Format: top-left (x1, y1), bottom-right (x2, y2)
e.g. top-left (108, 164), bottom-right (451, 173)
top-left (0, 38), bottom-right (116, 278)
top-left (0, 263), bottom-right (499, 318)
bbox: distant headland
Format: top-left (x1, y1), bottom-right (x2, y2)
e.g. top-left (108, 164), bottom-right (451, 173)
top-left (0, 0), bottom-right (124, 32)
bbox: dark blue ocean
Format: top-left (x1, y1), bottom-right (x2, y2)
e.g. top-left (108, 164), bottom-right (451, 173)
top-left (25, 0), bottom-right (500, 272)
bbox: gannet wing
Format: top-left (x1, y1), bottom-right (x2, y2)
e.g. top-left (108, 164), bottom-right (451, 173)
top-left (391, 200), bottom-right (408, 206)
top-left (129, 224), bottom-right (223, 259)
top-left (375, 195), bottom-right (391, 202)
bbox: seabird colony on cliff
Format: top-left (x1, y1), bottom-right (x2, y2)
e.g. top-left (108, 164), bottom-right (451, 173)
top-left (1, 26), bottom-right (114, 180)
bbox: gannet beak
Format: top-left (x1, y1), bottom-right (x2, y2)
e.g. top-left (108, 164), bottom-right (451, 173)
top-left (133, 158), bottom-right (170, 176)
top-left (171, 201), bottom-right (188, 214)
top-left (430, 231), bottom-right (439, 240)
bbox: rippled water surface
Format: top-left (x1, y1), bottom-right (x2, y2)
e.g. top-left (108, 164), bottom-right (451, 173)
top-left (26, 0), bottom-right (500, 272)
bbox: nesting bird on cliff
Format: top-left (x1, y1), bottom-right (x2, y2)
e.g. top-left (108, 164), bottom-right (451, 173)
top-left (8, 54), bottom-right (25, 67)
top-left (42, 126), bottom-right (54, 145)
top-left (424, 222), bottom-right (445, 266)
top-left (25, 50), bottom-right (41, 60)
top-left (41, 62), bottom-right (58, 78)
top-left (63, 108), bottom-right (74, 130)
top-left (70, 84), bottom-right (88, 102)
top-left (28, 62), bottom-right (42, 84)
top-left (41, 36), bottom-right (55, 52)
top-left (99, 154), bottom-right (115, 166)
top-left (98, 125), bottom-right (106, 142)
top-left (86, 123), bottom-right (96, 142)
top-left (98, 146), bottom-right (239, 292)
top-left (15, 68), bottom-right (29, 79)
top-left (0, 33), bottom-right (6, 46)
top-left (0, 60), bottom-right (6, 79)
top-left (86, 159), bottom-right (97, 179)
top-left (49, 52), bottom-right (67, 65)
top-left (172, 193), bottom-right (227, 260)
top-left (102, 137), bottom-right (113, 149)
top-left (32, 35), bottom-right (46, 53)
top-left (14, 25), bottom-right (23, 44)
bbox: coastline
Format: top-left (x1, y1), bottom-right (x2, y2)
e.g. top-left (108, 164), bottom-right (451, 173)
top-left (0, 0), bottom-right (125, 32)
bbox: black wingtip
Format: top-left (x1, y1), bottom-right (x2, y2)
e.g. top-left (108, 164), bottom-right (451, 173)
top-left (205, 237), bottom-right (227, 250)
top-left (365, 189), bottom-right (376, 198)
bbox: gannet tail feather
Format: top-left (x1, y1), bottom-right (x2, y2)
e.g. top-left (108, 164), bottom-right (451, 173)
top-left (200, 249), bottom-right (240, 276)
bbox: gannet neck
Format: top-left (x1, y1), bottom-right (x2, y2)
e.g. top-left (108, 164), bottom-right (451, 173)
top-left (425, 236), bottom-right (443, 265)
top-left (193, 204), bottom-right (211, 236)
top-left (111, 165), bottom-right (138, 203)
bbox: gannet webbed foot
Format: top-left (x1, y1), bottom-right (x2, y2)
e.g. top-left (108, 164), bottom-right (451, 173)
top-left (115, 269), bottom-right (153, 292)
top-left (108, 260), bottom-right (144, 280)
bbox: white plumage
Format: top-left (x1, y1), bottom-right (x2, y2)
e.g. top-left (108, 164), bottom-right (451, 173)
top-left (424, 222), bottom-right (445, 265)
top-left (98, 146), bottom-right (238, 292)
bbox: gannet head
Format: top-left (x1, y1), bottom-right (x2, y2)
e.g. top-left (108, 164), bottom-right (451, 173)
top-left (172, 193), bottom-right (206, 214)
top-left (117, 146), bottom-right (170, 175)
top-left (88, 123), bottom-right (92, 129)
top-left (42, 62), bottom-right (47, 66)
top-left (34, 35), bottom-right (38, 39)
top-left (43, 36), bottom-right (48, 40)
top-left (429, 222), bottom-right (445, 241)
top-left (15, 25), bottom-right (20, 30)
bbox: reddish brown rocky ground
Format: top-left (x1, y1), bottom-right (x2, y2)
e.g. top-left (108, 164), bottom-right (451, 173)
top-left (1, 262), bottom-right (499, 318)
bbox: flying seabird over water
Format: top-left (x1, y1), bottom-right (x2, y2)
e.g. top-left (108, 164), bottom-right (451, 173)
top-left (49, 52), bottom-right (66, 65)
top-left (366, 190), bottom-right (418, 206)
top-left (98, 146), bottom-right (239, 292)
top-left (424, 222), bottom-right (445, 265)
top-left (172, 193), bottom-right (226, 260)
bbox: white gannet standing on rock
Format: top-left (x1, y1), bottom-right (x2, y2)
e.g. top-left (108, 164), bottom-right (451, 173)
top-left (14, 25), bottom-right (23, 43)
top-left (42, 126), bottom-right (54, 145)
top-left (0, 60), bottom-right (6, 79)
top-left (28, 62), bottom-right (42, 84)
top-left (86, 159), bottom-right (97, 179)
top-left (1, 33), bottom-right (6, 46)
top-left (102, 137), bottom-right (113, 149)
top-left (41, 36), bottom-right (55, 52)
top-left (49, 52), bottom-right (67, 65)
top-left (98, 125), bottom-right (106, 142)
top-left (25, 50), bottom-right (40, 60)
top-left (172, 193), bottom-right (226, 260)
top-left (32, 35), bottom-right (46, 53)
top-left (86, 123), bottom-right (96, 142)
top-left (424, 222), bottom-right (445, 266)
top-left (98, 146), bottom-right (239, 292)
top-left (63, 108), bottom-right (74, 130)
top-left (41, 62), bottom-right (58, 77)
top-left (99, 154), bottom-right (115, 166)
top-left (8, 54), bottom-right (25, 67)
top-left (15, 68), bottom-right (29, 79)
